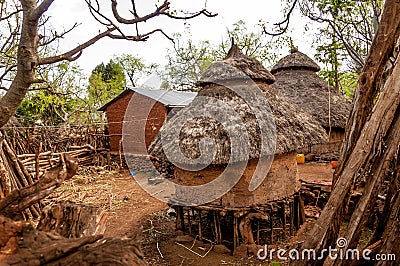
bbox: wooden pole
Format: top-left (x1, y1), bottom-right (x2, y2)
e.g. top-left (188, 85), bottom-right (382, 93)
top-left (198, 210), bottom-right (202, 241)
top-left (187, 208), bottom-right (192, 236)
top-left (233, 214), bottom-right (239, 249)
top-left (280, 201), bottom-right (287, 238)
top-left (270, 208), bottom-right (274, 244)
top-left (290, 200), bottom-right (294, 236)
top-left (175, 206), bottom-right (184, 231)
top-left (35, 142), bottom-right (42, 180)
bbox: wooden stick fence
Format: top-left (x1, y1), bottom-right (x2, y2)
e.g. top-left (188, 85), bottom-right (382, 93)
top-left (1, 127), bottom-right (111, 220)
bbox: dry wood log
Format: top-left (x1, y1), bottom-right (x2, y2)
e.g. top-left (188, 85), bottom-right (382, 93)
top-left (238, 212), bottom-right (269, 245)
top-left (0, 215), bottom-right (146, 266)
top-left (0, 154), bottom-right (78, 219)
top-left (37, 201), bottom-right (107, 238)
top-left (294, 2), bottom-right (400, 262)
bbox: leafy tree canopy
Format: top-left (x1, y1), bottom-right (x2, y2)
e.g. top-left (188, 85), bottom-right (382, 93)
top-left (161, 20), bottom-right (290, 91)
top-left (87, 59), bottom-right (126, 110)
top-left (16, 62), bottom-right (87, 125)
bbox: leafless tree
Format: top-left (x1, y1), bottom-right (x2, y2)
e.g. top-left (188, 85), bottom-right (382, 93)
top-left (0, 0), bottom-right (216, 128)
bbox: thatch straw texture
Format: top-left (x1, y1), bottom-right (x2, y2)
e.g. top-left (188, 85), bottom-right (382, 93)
top-left (196, 45), bottom-right (275, 86)
top-left (149, 45), bottom-right (327, 167)
top-left (271, 50), bottom-right (352, 128)
top-left (271, 47), bottom-right (320, 73)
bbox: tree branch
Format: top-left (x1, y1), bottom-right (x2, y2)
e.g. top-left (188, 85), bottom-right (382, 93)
top-left (0, 9), bottom-right (22, 21)
top-left (32, 0), bottom-right (55, 21)
top-left (39, 28), bottom-right (116, 65)
top-left (108, 28), bottom-right (174, 42)
top-left (263, 0), bottom-right (298, 36)
top-left (111, 0), bottom-right (169, 24)
top-left (163, 9), bottom-right (217, 20)
top-left (39, 23), bottom-right (79, 47)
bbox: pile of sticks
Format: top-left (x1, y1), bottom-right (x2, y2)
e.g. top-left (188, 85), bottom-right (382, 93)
top-left (1, 129), bottom-right (111, 220)
top-left (3, 123), bottom-right (108, 155)
top-left (0, 131), bottom-right (41, 219)
top-left (17, 145), bottom-right (111, 179)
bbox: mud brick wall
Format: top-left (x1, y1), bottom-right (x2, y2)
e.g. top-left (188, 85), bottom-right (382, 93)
top-left (298, 128), bottom-right (345, 156)
top-left (103, 91), bottom-right (167, 154)
top-left (173, 152), bottom-right (300, 207)
top-left (310, 128), bottom-right (345, 155)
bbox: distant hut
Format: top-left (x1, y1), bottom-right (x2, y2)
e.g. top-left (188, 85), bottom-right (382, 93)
top-left (98, 88), bottom-right (196, 154)
top-left (149, 45), bottom-right (327, 253)
top-left (271, 47), bottom-right (352, 159)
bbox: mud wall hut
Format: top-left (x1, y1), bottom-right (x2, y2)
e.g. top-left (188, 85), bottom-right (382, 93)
top-left (99, 88), bottom-right (196, 154)
top-left (271, 48), bottom-right (352, 159)
top-left (149, 45), bottom-right (327, 252)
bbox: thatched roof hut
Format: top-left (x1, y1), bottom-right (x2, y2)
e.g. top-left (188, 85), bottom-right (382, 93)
top-left (150, 45), bottom-right (327, 166)
top-left (271, 47), bottom-right (352, 129)
top-left (148, 45), bottom-right (327, 207)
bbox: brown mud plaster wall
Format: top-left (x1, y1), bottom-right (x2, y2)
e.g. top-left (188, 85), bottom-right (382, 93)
top-left (173, 151), bottom-right (300, 208)
top-left (310, 128), bottom-right (345, 155)
top-left (104, 91), bottom-right (167, 154)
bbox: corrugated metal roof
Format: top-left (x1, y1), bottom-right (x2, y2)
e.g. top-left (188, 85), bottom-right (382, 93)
top-left (98, 87), bottom-right (197, 111)
top-left (130, 87), bottom-right (197, 107)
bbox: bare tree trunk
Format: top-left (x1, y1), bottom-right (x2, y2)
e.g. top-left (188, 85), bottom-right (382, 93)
top-left (334, 0), bottom-right (400, 185)
top-left (292, 1), bottom-right (400, 265)
top-left (0, 0), bottom-right (41, 127)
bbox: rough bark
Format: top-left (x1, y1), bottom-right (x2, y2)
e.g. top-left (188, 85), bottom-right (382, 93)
top-left (0, 153), bottom-right (78, 219)
top-left (375, 166), bottom-right (400, 266)
top-left (37, 201), bottom-right (108, 238)
top-left (0, 215), bottom-right (146, 266)
top-left (334, 0), bottom-right (400, 186)
top-left (0, 0), bottom-right (215, 129)
top-left (292, 0), bottom-right (400, 265)
top-left (332, 62), bottom-right (400, 266)
top-left (0, 0), bottom-right (40, 128)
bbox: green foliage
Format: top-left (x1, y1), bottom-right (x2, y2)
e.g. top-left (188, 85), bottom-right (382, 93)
top-left (115, 54), bottom-right (158, 87)
top-left (318, 69), bottom-right (358, 97)
top-left (87, 59), bottom-right (126, 109)
top-left (294, 0), bottom-right (382, 92)
top-left (16, 62), bottom-right (87, 125)
top-left (161, 37), bottom-right (215, 91)
top-left (270, 262), bottom-right (282, 266)
top-left (222, 20), bottom-right (289, 65)
top-left (161, 21), bottom-right (290, 91)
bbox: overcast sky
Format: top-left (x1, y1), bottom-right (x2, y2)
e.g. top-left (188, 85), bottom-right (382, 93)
top-left (46, 0), bottom-right (318, 85)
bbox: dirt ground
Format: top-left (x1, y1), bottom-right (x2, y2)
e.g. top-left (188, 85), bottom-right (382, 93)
top-left (47, 163), bottom-right (332, 265)
top-left (297, 162), bottom-right (334, 184)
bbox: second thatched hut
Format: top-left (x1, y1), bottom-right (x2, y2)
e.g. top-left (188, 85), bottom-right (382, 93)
top-left (149, 45), bottom-right (327, 253)
top-left (271, 47), bottom-right (352, 159)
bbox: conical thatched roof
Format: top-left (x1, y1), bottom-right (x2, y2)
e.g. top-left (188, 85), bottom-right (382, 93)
top-left (196, 44), bottom-right (275, 86)
top-left (149, 45), bottom-right (327, 167)
top-left (271, 49), bottom-right (352, 128)
top-left (271, 47), bottom-right (320, 74)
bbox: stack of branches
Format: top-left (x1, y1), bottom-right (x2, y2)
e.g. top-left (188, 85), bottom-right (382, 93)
top-left (0, 149), bottom-right (145, 265)
top-left (1, 132), bottom-right (110, 220)
top-left (0, 131), bottom-right (41, 220)
top-left (2, 123), bottom-right (108, 155)
top-left (17, 145), bottom-right (111, 179)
